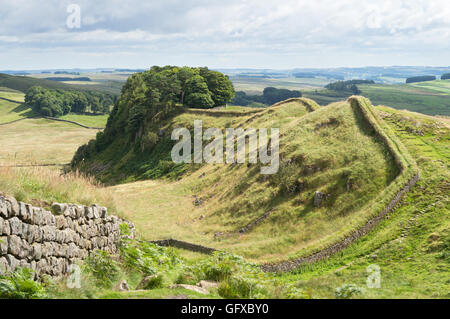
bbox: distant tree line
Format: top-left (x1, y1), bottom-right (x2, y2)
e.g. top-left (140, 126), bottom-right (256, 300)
top-left (54, 71), bottom-right (80, 75)
top-left (232, 87), bottom-right (302, 106)
top-left (325, 80), bottom-right (375, 94)
top-left (441, 73), bottom-right (450, 80)
top-left (25, 86), bottom-right (116, 117)
top-left (45, 77), bottom-right (92, 82)
top-left (406, 76), bottom-right (436, 84)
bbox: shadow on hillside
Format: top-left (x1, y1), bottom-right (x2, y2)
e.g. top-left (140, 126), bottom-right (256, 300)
top-left (10, 103), bottom-right (35, 117)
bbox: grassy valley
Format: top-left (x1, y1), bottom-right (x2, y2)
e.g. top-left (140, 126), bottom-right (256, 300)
top-left (0, 70), bottom-right (448, 299)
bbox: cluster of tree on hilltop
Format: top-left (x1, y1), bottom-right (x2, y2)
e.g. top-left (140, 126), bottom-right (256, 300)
top-left (441, 73), bottom-right (450, 80)
top-left (25, 86), bottom-right (116, 117)
top-left (71, 66), bottom-right (235, 167)
top-left (325, 80), bottom-right (375, 94)
top-left (232, 87), bottom-right (302, 106)
top-left (406, 76), bottom-right (436, 84)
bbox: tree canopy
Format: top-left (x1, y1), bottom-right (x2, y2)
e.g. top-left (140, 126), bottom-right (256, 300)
top-left (406, 76), bottom-right (436, 84)
top-left (231, 87), bottom-right (302, 106)
top-left (25, 86), bottom-right (115, 117)
top-left (71, 66), bottom-right (235, 166)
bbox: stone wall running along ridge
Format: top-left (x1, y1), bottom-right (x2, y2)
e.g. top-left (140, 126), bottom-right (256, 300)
top-left (0, 195), bottom-right (134, 277)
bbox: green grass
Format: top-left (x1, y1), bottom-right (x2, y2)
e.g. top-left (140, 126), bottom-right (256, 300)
top-left (0, 99), bottom-right (35, 123)
top-left (359, 83), bottom-right (450, 116)
top-left (274, 106), bottom-right (449, 298)
top-left (103, 98), bottom-right (403, 264)
top-left (59, 113), bottom-right (108, 128)
top-left (0, 92), bottom-right (447, 298)
top-left (230, 76), bottom-right (328, 95)
top-left (0, 118), bottom-right (98, 165)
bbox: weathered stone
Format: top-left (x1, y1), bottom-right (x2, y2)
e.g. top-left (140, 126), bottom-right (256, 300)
top-left (2, 219), bottom-right (11, 236)
top-left (0, 256), bottom-right (9, 274)
top-left (6, 254), bottom-right (19, 271)
top-left (100, 207), bottom-right (107, 218)
top-left (314, 191), bottom-right (325, 207)
top-left (32, 243), bottom-right (42, 260)
top-left (0, 200), bottom-right (8, 218)
top-left (19, 259), bottom-right (30, 270)
top-left (36, 258), bottom-right (48, 275)
top-left (23, 204), bottom-right (34, 223)
top-left (9, 217), bottom-right (22, 236)
top-left (21, 239), bottom-right (31, 260)
top-left (32, 208), bottom-right (43, 225)
top-left (25, 224), bottom-right (38, 243)
top-left (18, 202), bottom-right (29, 221)
top-left (0, 236), bottom-right (8, 255)
top-left (51, 203), bottom-right (67, 216)
top-left (55, 215), bottom-right (67, 230)
top-left (42, 225), bottom-right (57, 241)
top-left (21, 222), bottom-right (29, 239)
top-left (7, 235), bottom-right (22, 256)
top-left (116, 280), bottom-right (130, 291)
top-left (5, 196), bottom-right (19, 217)
top-left (42, 242), bottom-right (54, 258)
top-left (75, 206), bottom-right (84, 219)
top-left (84, 206), bottom-right (94, 219)
top-left (94, 206), bottom-right (102, 219)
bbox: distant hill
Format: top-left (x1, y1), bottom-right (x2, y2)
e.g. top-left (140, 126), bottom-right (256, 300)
top-left (0, 73), bottom-right (81, 92)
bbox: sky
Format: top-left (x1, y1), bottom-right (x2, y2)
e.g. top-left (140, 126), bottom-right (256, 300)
top-left (1, 0), bottom-right (450, 70)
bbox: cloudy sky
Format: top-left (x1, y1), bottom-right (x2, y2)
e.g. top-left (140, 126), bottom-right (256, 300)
top-left (1, 0), bottom-right (450, 70)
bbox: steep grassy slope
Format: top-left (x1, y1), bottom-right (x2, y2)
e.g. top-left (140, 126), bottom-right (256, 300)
top-left (104, 97), bottom-right (406, 264)
top-left (278, 106), bottom-right (449, 298)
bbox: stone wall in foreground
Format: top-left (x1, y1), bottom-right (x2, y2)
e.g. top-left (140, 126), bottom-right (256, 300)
top-left (0, 195), bottom-right (134, 277)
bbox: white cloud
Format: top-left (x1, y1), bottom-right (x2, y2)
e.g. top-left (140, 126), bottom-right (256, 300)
top-left (0, 0), bottom-right (450, 68)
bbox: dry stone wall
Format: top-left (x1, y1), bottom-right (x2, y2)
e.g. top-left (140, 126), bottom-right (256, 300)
top-left (0, 195), bottom-right (134, 277)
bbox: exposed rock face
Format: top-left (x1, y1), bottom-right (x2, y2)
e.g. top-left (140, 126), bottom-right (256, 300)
top-left (116, 280), bottom-right (130, 291)
top-left (0, 195), bottom-right (135, 278)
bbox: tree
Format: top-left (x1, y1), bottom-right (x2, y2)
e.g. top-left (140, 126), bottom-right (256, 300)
top-left (184, 75), bottom-right (214, 108)
top-left (199, 68), bottom-right (235, 106)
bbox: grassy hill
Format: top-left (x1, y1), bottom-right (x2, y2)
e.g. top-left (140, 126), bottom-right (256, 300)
top-left (0, 91), bottom-right (447, 298)
top-left (0, 73), bottom-right (83, 92)
top-left (302, 80), bottom-right (450, 116)
top-left (0, 73), bottom-right (122, 97)
top-left (73, 96), bottom-right (421, 266)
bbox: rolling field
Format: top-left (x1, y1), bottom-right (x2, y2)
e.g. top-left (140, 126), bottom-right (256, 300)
top-left (0, 88), bottom-right (448, 297)
top-left (230, 76), bottom-right (328, 95)
top-left (0, 118), bottom-right (99, 165)
top-left (0, 90), bottom-right (101, 165)
top-left (359, 82), bottom-right (450, 116)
